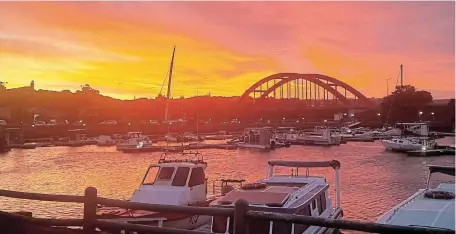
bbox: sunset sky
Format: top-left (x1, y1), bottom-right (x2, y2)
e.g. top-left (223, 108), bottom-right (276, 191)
top-left (0, 1), bottom-right (454, 100)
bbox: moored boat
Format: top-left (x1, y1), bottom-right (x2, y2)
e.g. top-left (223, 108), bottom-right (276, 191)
top-left (116, 132), bottom-right (154, 151)
top-left (237, 127), bottom-right (281, 150)
top-left (209, 160), bottom-right (343, 234)
top-left (97, 152), bottom-right (217, 230)
top-left (376, 165), bottom-right (455, 231)
top-left (381, 122), bottom-right (437, 152)
top-left (96, 135), bottom-right (116, 146)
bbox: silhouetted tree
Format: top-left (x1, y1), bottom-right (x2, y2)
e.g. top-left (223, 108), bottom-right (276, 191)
top-left (381, 85), bottom-right (433, 124)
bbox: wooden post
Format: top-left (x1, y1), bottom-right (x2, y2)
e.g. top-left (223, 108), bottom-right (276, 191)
top-left (83, 187), bottom-right (97, 234)
top-left (234, 199), bottom-right (249, 234)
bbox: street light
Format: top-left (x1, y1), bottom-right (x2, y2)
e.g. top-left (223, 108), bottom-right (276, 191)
top-left (419, 111), bottom-right (423, 121)
top-left (377, 113), bottom-right (381, 116)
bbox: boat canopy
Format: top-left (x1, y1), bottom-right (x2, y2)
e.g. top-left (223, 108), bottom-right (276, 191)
top-left (268, 160), bottom-right (341, 170)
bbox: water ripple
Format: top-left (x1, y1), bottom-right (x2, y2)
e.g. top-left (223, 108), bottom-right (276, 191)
top-left (0, 138), bottom-right (454, 224)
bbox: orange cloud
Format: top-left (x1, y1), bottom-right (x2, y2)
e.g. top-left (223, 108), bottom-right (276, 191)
top-left (0, 2), bottom-right (453, 99)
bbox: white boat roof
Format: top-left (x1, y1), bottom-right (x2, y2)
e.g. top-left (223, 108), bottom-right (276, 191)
top-left (127, 132), bottom-right (143, 134)
top-left (380, 183), bottom-right (455, 230)
top-left (151, 159), bottom-right (207, 168)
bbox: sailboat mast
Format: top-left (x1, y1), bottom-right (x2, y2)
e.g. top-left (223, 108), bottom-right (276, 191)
top-left (164, 46), bottom-right (176, 121)
top-left (400, 64), bottom-right (403, 87)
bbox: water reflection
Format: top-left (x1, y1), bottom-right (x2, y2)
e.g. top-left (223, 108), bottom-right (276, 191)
top-left (0, 138), bottom-right (454, 222)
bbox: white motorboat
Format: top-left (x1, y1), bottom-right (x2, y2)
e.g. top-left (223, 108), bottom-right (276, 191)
top-left (209, 160), bottom-right (343, 234)
top-left (164, 134), bottom-right (178, 142)
top-left (116, 132), bottom-right (153, 151)
top-left (97, 135), bottom-right (116, 146)
top-left (20, 142), bottom-right (37, 149)
top-left (284, 128), bottom-right (341, 145)
top-left (377, 165), bottom-right (455, 231)
top-left (97, 152), bottom-right (217, 230)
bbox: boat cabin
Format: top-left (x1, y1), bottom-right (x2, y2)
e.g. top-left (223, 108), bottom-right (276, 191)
top-left (241, 127), bottom-right (274, 145)
top-left (210, 160), bottom-right (342, 234)
top-left (395, 122), bottom-right (430, 136)
top-left (130, 158), bottom-right (208, 206)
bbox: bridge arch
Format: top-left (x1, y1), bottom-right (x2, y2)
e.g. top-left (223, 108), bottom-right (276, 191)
top-left (240, 73), bottom-right (372, 107)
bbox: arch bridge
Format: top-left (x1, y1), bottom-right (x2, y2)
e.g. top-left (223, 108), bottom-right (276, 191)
top-left (241, 73), bottom-right (373, 108)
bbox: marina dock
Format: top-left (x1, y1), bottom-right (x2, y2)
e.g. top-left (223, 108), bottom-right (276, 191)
top-left (407, 145), bottom-right (456, 157)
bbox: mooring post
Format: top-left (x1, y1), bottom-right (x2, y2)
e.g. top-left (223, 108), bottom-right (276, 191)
top-left (234, 199), bottom-right (249, 234)
top-left (83, 187), bottom-right (97, 234)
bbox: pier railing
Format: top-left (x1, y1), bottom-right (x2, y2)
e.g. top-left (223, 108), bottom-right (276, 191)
top-left (0, 187), bottom-right (452, 234)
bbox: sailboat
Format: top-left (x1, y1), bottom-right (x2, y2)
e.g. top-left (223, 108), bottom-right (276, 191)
top-left (119, 47), bottom-right (178, 153)
top-left (161, 47), bottom-right (177, 143)
top-left (380, 65), bottom-right (436, 152)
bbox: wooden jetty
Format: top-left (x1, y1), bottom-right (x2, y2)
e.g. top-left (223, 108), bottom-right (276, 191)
top-left (0, 187), bottom-right (453, 234)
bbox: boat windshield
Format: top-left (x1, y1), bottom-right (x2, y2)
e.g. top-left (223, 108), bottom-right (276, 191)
top-left (142, 166), bottom-right (160, 185)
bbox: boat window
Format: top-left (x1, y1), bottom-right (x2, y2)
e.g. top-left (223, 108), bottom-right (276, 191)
top-left (294, 205), bottom-right (310, 232)
top-left (189, 167), bottom-right (205, 187)
top-left (319, 193), bottom-right (326, 215)
top-left (142, 166), bottom-right (159, 185)
top-left (157, 167), bottom-right (175, 180)
top-left (172, 167), bottom-right (190, 186)
top-left (311, 199), bottom-right (316, 210)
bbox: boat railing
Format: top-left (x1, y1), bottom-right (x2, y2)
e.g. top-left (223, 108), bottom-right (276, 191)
top-left (0, 187), bottom-right (453, 234)
top-left (211, 179), bottom-right (245, 196)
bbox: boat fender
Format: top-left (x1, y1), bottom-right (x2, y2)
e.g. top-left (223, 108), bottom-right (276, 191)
top-left (424, 190), bottom-right (455, 200)
top-left (241, 183), bottom-right (267, 190)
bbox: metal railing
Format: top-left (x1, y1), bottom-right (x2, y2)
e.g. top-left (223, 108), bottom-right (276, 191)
top-left (0, 187), bottom-right (453, 234)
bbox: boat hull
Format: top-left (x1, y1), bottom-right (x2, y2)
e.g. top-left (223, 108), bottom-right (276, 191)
top-left (97, 141), bottom-right (116, 146)
top-left (381, 140), bottom-right (431, 152)
top-left (99, 213), bottom-right (211, 231)
top-left (237, 143), bottom-right (270, 150)
top-left (97, 198), bottom-right (216, 231)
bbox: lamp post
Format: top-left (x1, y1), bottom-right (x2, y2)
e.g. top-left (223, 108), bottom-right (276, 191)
top-left (419, 111), bottom-right (423, 121)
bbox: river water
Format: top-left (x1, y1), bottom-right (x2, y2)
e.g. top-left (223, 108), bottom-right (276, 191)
top-left (0, 138), bottom-right (454, 224)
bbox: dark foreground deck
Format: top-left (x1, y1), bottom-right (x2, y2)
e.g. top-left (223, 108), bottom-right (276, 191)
top-left (0, 187), bottom-right (452, 234)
